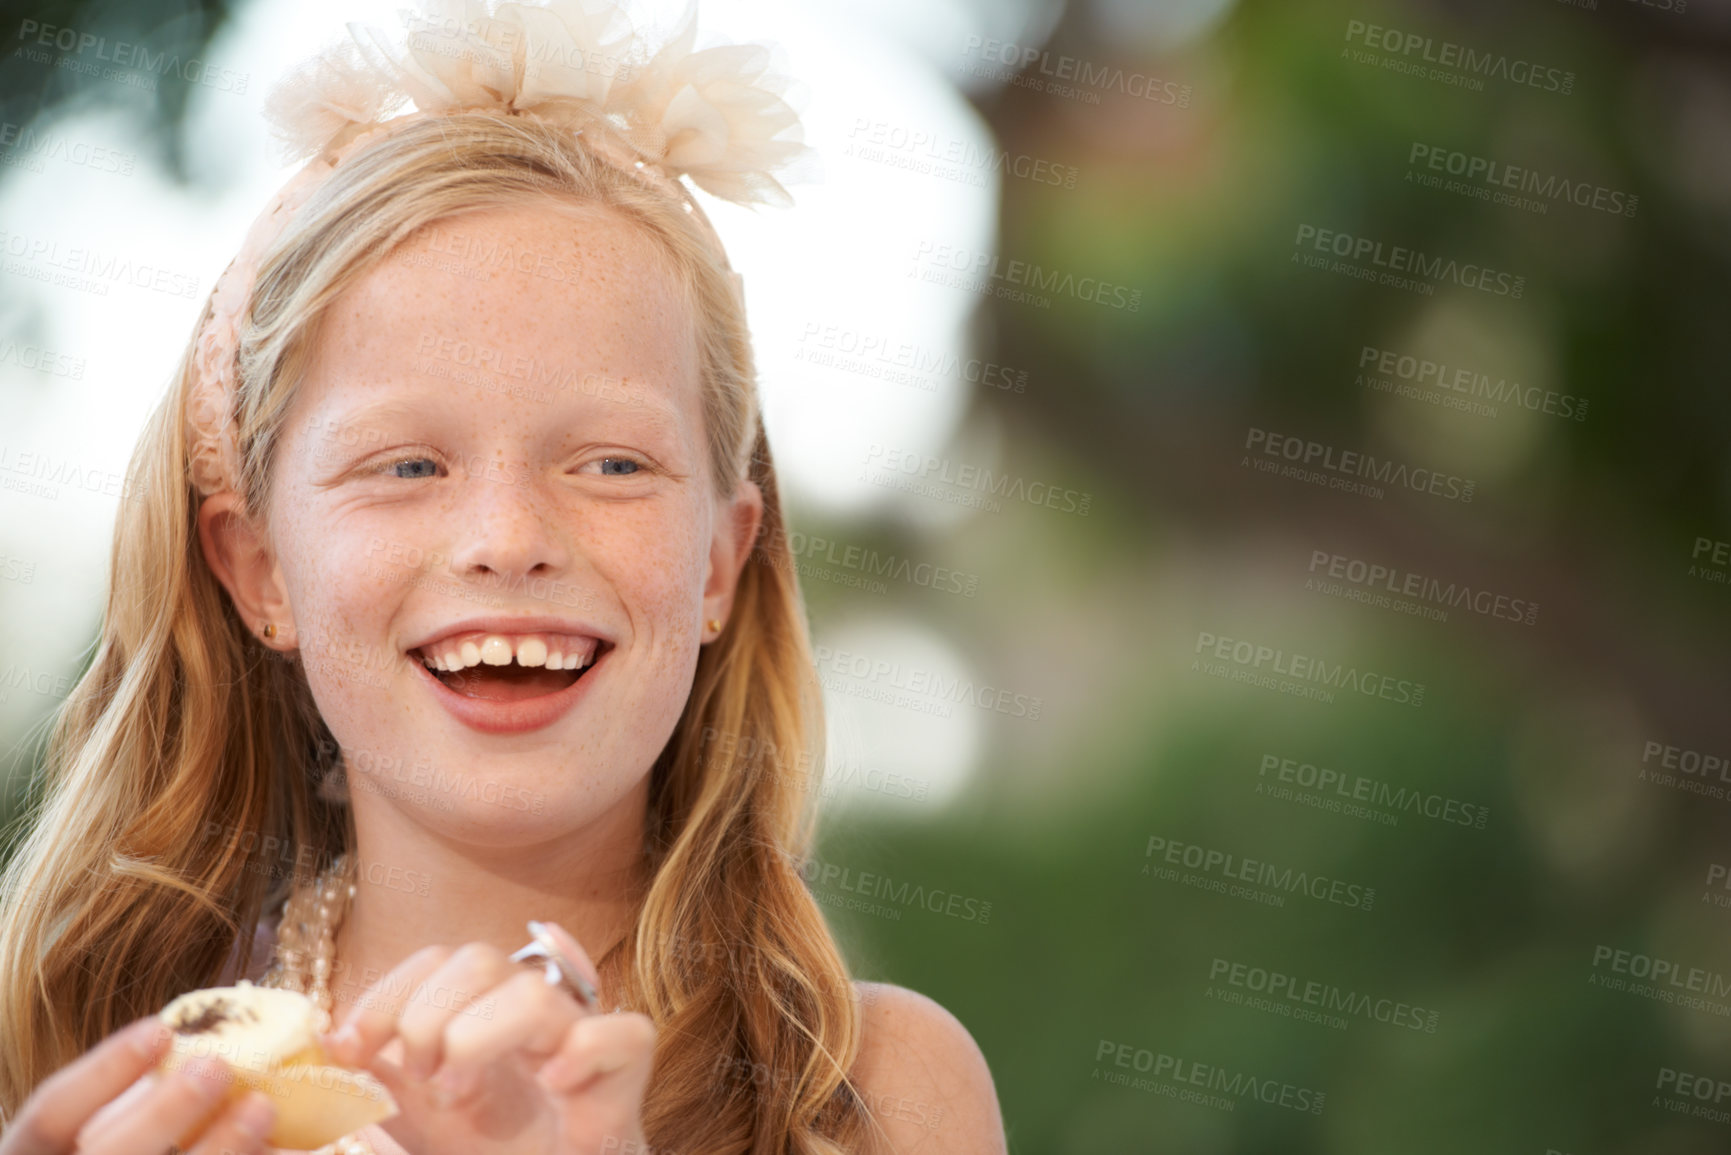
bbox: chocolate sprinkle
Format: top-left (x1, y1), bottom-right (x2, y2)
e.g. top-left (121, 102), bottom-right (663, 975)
top-left (168, 995), bottom-right (258, 1035)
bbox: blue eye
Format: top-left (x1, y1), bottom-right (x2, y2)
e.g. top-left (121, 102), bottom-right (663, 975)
top-left (385, 457), bottom-right (439, 479)
top-left (598, 457), bottom-right (640, 476)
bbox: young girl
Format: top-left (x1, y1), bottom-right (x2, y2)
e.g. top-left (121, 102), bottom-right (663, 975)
top-left (0, 4), bottom-right (1005, 1152)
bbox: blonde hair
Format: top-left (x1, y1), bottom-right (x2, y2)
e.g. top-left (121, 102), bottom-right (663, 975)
top-left (0, 110), bottom-right (880, 1153)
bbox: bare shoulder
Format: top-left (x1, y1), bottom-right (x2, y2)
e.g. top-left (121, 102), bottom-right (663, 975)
top-left (848, 980), bottom-right (1008, 1155)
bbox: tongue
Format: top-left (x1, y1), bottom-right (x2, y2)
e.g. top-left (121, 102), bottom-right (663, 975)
top-left (435, 664), bottom-right (579, 701)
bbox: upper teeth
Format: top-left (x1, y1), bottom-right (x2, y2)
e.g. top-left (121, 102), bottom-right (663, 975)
top-left (417, 632), bottom-right (600, 672)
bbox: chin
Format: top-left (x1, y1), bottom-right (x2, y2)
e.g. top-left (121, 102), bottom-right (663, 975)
top-left (379, 774), bottom-right (641, 842)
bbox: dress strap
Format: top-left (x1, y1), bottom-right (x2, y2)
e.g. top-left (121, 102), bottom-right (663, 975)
top-left (214, 911), bottom-right (281, 985)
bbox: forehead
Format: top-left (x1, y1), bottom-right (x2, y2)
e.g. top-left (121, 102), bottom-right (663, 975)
top-left (300, 197), bottom-right (698, 418)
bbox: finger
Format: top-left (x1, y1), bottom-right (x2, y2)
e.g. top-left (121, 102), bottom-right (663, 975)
top-left (322, 944), bottom-right (451, 1068)
top-left (78, 1056), bottom-right (233, 1155)
top-left (64, 1073), bottom-right (156, 1154)
top-left (392, 941), bottom-right (515, 1082)
top-left (360, 1046), bottom-right (412, 1111)
top-left (537, 1014), bottom-right (658, 1154)
top-left (536, 1012), bottom-right (657, 1098)
top-left (430, 969), bottom-right (583, 1103)
top-left (356, 1051), bottom-right (439, 1155)
top-left (182, 1090), bottom-right (276, 1155)
top-left (3, 1017), bottom-right (167, 1155)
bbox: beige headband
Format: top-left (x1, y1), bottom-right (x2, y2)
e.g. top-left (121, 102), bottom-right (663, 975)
top-left (185, 0), bottom-right (811, 499)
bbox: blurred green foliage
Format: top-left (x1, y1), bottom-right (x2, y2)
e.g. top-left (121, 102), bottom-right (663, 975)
top-left (808, 0), bottom-right (1731, 1152)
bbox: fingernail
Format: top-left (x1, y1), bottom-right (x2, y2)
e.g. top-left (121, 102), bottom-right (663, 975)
top-left (327, 1024), bottom-right (360, 1060)
top-left (235, 1092), bottom-right (276, 1140)
top-left (128, 1019), bottom-right (169, 1057)
top-left (538, 1055), bottom-right (572, 1092)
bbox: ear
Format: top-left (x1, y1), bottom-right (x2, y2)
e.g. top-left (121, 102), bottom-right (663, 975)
top-left (701, 478), bottom-right (764, 642)
top-left (197, 491), bottom-right (298, 651)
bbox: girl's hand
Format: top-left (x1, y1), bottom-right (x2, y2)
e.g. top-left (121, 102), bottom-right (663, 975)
top-left (0, 1015), bottom-right (277, 1155)
top-left (323, 922), bottom-right (656, 1155)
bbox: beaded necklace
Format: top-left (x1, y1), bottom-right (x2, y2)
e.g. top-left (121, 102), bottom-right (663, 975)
top-left (258, 853), bottom-right (378, 1155)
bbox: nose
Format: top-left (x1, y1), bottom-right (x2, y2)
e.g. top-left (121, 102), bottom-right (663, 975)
top-left (446, 460), bottom-right (572, 585)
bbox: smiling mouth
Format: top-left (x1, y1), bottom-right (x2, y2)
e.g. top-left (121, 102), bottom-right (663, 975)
top-left (412, 640), bottom-right (611, 702)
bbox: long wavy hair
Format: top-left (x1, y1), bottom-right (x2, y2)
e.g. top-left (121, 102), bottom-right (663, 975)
top-left (0, 110), bottom-right (880, 1154)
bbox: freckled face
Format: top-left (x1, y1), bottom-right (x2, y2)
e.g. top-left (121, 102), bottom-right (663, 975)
top-left (265, 199), bottom-right (716, 845)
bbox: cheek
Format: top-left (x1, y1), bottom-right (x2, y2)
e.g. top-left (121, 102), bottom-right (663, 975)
top-left (611, 504), bottom-right (714, 624)
top-left (278, 520), bottom-right (407, 696)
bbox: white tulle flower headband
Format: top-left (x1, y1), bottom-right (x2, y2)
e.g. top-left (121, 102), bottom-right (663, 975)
top-left (185, 0), bottom-right (813, 499)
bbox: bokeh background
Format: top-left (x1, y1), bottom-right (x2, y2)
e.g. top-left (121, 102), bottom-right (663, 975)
top-left (4, 0), bottom-right (1731, 1151)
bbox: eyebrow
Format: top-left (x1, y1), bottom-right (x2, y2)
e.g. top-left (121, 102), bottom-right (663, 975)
top-left (319, 397), bottom-right (431, 433)
top-left (315, 387), bottom-right (688, 443)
